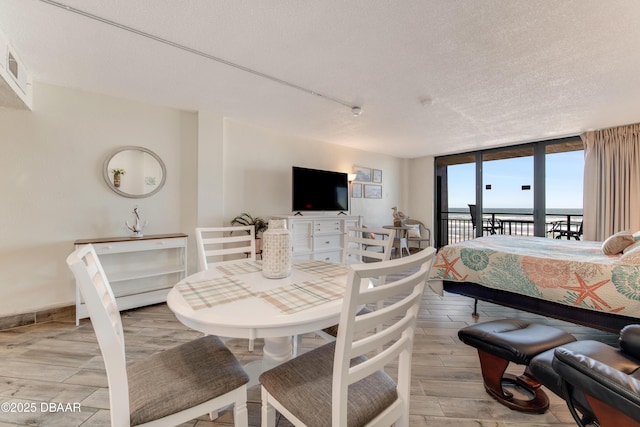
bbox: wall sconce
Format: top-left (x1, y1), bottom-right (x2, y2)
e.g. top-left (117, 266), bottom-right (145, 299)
top-left (348, 173), bottom-right (357, 183)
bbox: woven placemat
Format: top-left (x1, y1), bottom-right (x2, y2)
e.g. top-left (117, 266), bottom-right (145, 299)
top-left (215, 261), bottom-right (262, 276)
top-left (294, 260), bottom-right (349, 278)
top-left (176, 276), bottom-right (255, 310)
top-left (258, 277), bottom-right (345, 314)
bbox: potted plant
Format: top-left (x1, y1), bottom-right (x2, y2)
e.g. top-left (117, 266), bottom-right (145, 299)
top-left (111, 168), bottom-right (126, 187)
top-left (230, 213), bottom-right (268, 253)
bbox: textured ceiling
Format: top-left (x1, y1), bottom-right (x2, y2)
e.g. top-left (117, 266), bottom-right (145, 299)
top-left (1, 0), bottom-right (640, 158)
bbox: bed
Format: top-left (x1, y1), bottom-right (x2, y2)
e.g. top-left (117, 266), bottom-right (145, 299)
top-left (428, 235), bottom-right (640, 333)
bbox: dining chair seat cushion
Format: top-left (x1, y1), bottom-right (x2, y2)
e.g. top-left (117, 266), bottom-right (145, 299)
top-left (259, 342), bottom-right (397, 427)
top-left (127, 335), bottom-right (249, 425)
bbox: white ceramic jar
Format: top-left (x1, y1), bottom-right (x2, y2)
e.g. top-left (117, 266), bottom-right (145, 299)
top-left (262, 219), bottom-right (292, 278)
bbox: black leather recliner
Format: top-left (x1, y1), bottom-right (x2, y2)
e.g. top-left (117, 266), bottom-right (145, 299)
top-left (529, 324), bottom-right (640, 427)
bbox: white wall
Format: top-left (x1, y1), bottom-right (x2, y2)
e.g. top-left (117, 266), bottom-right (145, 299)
top-left (0, 83), bottom-right (192, 316)
top-left (0, 82), bottom-right (411, 317)
top-left (222, 120), bottom-right (405, 228)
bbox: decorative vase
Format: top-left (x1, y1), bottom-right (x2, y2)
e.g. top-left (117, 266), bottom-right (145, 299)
top-left (114, 174), bottom-right (121, 187)
top-left (262, 219), bottom-right (292, 279)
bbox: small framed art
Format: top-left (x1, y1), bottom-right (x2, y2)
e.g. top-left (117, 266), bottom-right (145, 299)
top-left (364, 184), bottom-right (382, 199)
top-left (353, 165), bottom-right (371, 182)
top-left (352, 183), bottom-right (362, 198)
top-left (372, 169), bottom-right (382, 183)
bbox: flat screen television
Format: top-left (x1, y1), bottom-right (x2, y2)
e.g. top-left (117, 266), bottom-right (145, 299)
top-left (292, 166), bottom-right (349, 212)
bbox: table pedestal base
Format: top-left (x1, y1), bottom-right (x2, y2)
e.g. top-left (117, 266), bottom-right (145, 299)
top-left (245, 336), bottom-right (293, 387)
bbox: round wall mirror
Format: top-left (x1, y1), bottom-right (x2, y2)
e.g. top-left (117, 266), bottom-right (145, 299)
top-left (103, 146), bottom-right (166, 198)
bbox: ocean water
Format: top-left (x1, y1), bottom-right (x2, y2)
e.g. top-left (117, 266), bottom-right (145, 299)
top-left (448, 207), bottom-right (583, 215)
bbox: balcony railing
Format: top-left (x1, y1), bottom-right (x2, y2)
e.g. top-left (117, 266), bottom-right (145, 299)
top-left (436, 211), bottom-right (583, 247)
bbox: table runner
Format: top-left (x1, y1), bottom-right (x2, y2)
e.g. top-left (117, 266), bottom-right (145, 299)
top-left (176, 276), bottom-right (255, 310)
top-left (294, 260), bottom-right (349, 278)
top-left (258, 277), bottom-right (346, 314)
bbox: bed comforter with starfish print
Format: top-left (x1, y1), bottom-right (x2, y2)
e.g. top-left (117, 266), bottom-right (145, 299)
top-left (428, 235), bottom-right (640, 318)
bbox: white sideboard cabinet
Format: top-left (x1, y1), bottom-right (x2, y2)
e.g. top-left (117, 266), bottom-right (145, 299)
top-left (73, 233), bottom-right (188, 324)
top-left (275, 215), bottom-right (360, 263)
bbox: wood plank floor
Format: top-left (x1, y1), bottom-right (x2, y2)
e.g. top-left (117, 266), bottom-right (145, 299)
top-left (0, 290), bottom-right (617, 426)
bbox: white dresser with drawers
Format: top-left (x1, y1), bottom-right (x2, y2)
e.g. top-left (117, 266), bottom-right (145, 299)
top-left (274, 215), bottom-right (360, 263)
top-left (73, 233), bottom-right (188, 324)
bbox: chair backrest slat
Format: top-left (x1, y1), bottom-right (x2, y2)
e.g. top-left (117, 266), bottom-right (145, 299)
top-left (348, 334), bottom-right (411, 385)
top-left (353, 290), bottom-right (420, 338)
top-left (66, 244), bottom-right (130, 426)
top-left (332, 247), bottom-right (436, 426)
top-left (343, 226), bottom-right (395, 264)
top-left (196, 226), bottom-right (256, 271)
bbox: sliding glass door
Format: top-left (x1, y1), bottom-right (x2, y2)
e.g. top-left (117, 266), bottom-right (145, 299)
top-left (482, 147), bottom-right (534, 237)
top-left (545, 146), bottom-right (584, 239)
top-left (435, 137), bottom-right (583, 247)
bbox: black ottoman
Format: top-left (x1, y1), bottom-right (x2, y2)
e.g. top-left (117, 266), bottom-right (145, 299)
top-left (459, 319), bottom-right (576, 413)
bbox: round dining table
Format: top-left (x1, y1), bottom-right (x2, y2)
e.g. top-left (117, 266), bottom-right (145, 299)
top-left (166, 261), bottom-right (350, 385)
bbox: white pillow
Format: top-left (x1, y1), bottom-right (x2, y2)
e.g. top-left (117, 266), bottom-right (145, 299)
top-left (406, 224), bottom-right (421, 238)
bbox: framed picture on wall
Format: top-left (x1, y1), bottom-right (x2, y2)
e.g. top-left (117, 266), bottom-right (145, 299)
top-left (372, 169), bottom-right (382, 183)
top-left (353, 165), bottom-right (371, 182)
top-left (352, 183), bottom-right (362, 198)
top-left (364, 184), bottom-right (382, 199)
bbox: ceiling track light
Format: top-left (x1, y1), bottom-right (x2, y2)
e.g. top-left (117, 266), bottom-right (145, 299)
top-left (40, 0), bottom-right (363, 116)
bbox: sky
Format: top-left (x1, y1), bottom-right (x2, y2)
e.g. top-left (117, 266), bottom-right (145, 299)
top-left (448, 151), bottom-right (584, 210)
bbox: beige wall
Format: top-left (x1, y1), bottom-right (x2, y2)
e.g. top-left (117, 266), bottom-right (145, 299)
top-left (407, 156), bottom-right (435, 236)
top-left (0, 82), bottom-right (424, 317)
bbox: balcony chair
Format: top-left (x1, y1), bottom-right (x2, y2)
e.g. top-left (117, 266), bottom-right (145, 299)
top-left (259, 248), bottom-right (437, 427)
top-left (468, 204), bottom-right (503, 235)
top-left (67, 244), bottom-right (249, 427)
top-left (553, 220), bottom-right (584, 240)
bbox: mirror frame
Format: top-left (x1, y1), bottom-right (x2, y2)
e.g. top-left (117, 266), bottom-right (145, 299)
top-left (103, 146), bottom-right (167, 198)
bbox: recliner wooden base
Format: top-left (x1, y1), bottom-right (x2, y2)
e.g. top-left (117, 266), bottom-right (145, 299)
top-left (458, 319), bottom-right (576, 414)
top-left (477, 349), bottom-right (549, 413)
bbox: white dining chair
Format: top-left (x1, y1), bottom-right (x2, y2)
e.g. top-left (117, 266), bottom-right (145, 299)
top-left (196, 225), bottom-right (256, 271)
top-left (67, 244), bottom-right (249, 427)
top-left (260, 248), bottom-right (436, 427)
top-left (196, 225), bottom-right (260, 351)
top-left (343, 226), bottom-right (395, 265)
top-left (313, 226), bottom-right (395, 343)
